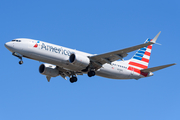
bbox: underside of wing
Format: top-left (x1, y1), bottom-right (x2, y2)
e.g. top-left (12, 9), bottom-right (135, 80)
top-left (56, 66), bottom-right (83, 80)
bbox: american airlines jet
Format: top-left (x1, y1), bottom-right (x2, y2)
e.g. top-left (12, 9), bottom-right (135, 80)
top-left (4, 32), bottom-right (175, 83)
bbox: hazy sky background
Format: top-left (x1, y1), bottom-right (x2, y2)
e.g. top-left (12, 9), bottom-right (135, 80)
top-left (1, 0), bottom-right (179, 120)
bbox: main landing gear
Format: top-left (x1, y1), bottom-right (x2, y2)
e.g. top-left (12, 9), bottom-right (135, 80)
top-left (69, 70), bottom-right (96, 83)
top-left (88, 70), bottom-right (96, 77)
top-left (69, 75), bottom-right (77, 83)
top-left (19, 60), bottom-right (23, 65)
top-left (12, 52), bottom-right (23, 65)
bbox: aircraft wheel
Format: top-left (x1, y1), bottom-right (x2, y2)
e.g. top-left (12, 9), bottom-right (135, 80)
top-left (19, 61), bottom-right (23, 65)
top-left (88, 72), bottom-right (92, 77)
top-left (70, 77), bottom-right (77, 83)
top-left (88, 71), bottom-right (95, 77)
top-left (72, 77), bottom-right (77, 82)
top-left (70, 78), bottom-right (73, 83)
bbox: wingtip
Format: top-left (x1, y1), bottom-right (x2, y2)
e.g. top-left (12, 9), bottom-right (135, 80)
top-left (172, 63), bottom-right (177, 65)
top-left (151, 31), bottom-right (161, 43)
top-left (167, 63), bottom-right (176, 67)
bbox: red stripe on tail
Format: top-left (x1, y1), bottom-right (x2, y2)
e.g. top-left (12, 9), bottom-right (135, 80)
top-left (129, 61), bottom-right (148, 69)
top-left (141, 58), bottom-right (149, 63)
top-left (128, 66), bottom-right (148, 77)
top-left (144, 51), bottom-right (151, 56)
top-left (147, 45), bottom-right (152, 49)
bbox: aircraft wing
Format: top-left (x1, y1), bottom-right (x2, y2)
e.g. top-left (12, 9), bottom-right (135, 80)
top-left (141, 63), bottom-right (176, 73)
top-left (89, 42), bottom-right (154, 70)
top-left (89, 31), bottom-right (161, 70)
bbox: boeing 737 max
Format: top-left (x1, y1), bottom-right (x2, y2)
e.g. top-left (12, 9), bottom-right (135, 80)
top-left (4, 32), bottom-right (176, 83)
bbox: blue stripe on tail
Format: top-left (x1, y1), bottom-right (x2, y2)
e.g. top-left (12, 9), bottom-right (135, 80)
top-left (138, 51), bottom-right (145, 54)
top-left (132, 38), bottom-right (152, 61)
top-left (133, 56), bottom-right (142, 60)
top-left (145, 39), bottom-right (151, 43)
top-left (136, 53), bottom-right (144, 57)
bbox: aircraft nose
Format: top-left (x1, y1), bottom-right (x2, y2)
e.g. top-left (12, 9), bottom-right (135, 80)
top-left (4, 42), bottom-right (10, 48)
top-left (4, 42), bottom-right (13, 50)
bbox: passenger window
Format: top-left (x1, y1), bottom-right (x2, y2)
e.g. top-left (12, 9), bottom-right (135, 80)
top-left (12, 40), bottom-right (21, 42)
top-left (11, 40), bottom-right (21, 42)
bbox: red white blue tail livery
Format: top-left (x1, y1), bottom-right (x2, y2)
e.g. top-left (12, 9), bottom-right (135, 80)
top-left (129, 38), bottom-right (153, 69)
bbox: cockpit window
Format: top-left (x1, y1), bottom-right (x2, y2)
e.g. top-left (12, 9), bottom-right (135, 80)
top-left (12, 40), bottom-right (21, 42)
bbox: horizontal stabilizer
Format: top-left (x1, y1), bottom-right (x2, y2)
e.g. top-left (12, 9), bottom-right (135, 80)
top-left (141, 63), bottom-right (176, 73)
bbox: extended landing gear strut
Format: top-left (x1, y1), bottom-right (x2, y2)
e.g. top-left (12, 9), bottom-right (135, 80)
top-left (69, 75), bottom-right (78, 83)
top-left (12, 52), bottom-right (23, 65)
top-left (88, 70), bottom-right (96, 77)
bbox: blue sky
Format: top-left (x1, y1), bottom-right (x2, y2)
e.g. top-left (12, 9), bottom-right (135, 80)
top-left (1, 0), bottom-right (179, 120)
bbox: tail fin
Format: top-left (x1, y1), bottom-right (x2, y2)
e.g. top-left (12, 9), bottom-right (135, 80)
top-left (128, 38), bottom-right (153, 70)
top-left (128, 32), bottom-right (161, 70)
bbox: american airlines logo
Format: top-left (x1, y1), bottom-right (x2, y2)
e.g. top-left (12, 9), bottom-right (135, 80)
top-left (41, 43), bottom-right (73, 56)
top-left (33, 41), bottom-right (40, 48)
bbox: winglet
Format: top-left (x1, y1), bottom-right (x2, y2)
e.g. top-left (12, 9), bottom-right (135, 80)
top-left (151, 31), bottom-right (161, 43)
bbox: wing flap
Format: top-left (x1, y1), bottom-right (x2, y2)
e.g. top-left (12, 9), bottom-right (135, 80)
top-left (56, 66), bottom-right (83, 80)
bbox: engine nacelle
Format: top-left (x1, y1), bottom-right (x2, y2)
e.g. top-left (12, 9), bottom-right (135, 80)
top-left (39, 64), bottom-right (59, 77)
top-left (69, 53), bottom-right (90, 69)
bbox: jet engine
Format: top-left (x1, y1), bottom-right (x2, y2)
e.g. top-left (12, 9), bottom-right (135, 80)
top-left (39, 64), bottom-right (59, 77)
top-left (69, 53), bottom-right (90, 69)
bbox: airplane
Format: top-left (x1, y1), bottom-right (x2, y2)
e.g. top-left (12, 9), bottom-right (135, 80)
top-left (4, 31), bottom-right (176, 83)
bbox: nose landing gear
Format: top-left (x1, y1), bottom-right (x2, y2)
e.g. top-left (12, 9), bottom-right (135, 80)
top-left (12, 52), bottom-right (23, 65)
